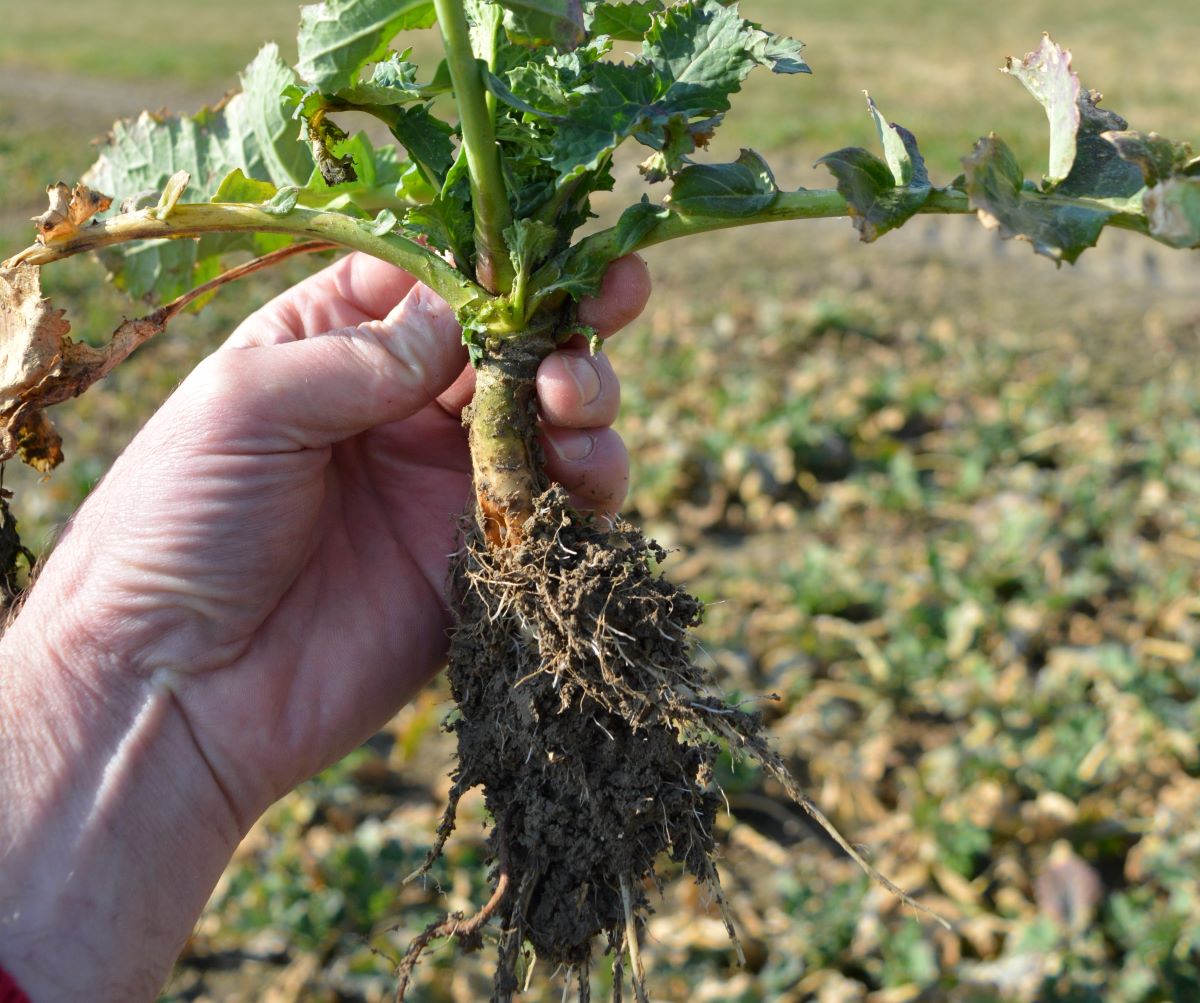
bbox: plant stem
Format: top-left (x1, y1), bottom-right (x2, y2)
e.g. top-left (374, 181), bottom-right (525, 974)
top-left (547, 184), bottom-right (1153, 300)
top-left (434, 0), bottom-right (515, 293)
top-left (4, 203), bottom-right (486, 313)
top-left (571, 188), bottom-right (962, 269)
top-left (467, 315), bottom-right (560, 546)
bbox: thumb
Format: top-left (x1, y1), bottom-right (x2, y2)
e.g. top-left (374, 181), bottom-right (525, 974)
top-left (180, 283), bottom-right (467, 453)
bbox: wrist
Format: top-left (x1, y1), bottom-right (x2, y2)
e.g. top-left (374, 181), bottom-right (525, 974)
top-left (0, 594), bottom-right (244, 1001)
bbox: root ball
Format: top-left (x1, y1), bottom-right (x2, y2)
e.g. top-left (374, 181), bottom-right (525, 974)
top-left (414, 488), bottom-right (765, 996)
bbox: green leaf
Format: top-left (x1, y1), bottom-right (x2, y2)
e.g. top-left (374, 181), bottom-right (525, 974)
top-left (297, 0), bottom-right (436, 92)
top-left (818, 148), bottom-right (910, 241)
top-left (615, 197), bottom-right (669, 254)
top-left (1056, 90), bottom-right (1145, 202)
top-left (551, 61), bottom-right (658, 178)
top-left (291, 62), bottom-right (453, 187)
top-left (85, 44), bottom-right (313, 201)
top-left (213, 138), bottom-right (427, 221)
top-left (230, 45), bottom-right (315, 187)
top-left (588, 1), bottom-right (662, 41)
top-left (149, 171), bottom-right (190, 220)
top-left (868, 95), bottom-right (927, 190)
top-left (465, 0), bottom-right (505, 61)
top-left (1003, 35), bottom-right (1080, 187)
top-left (335, 51), bottom-right (436, 106)
top-left (405, 197), bottom-right (474, 268)
top-left (82, 44), bottom-right (313, 300)
top-left (497, 0), bottom-right (585, 48)
top-left (309, 131), bottom-right (436, 209)
top-left (1103, 131), bottom-right (1196, 188)
top-left (501, 60), bottom-right (578, 116)
top-left (207, 172), bottom-right (300, 240)
top-left (367, 208), bottom-right (400, 236)
top-left (484, 67), bottom-right (564, 118)
top-left (1003, 35), bottom-right (1143, 202)
top-left (817, 97), bottom-right (931, 242)
top-left (283, 133), bottom-right (433, 215)
top-left (668, 148), bottom-right (778, 217)
top-left (377, 104), bottom-right (455, 185)
top-left (963, 134), bottom-right (1114, 263)
top-left (263, 186), bottom-right (303, 216)
top-left (641, 0), bottom-right (770, 114)
top-left (505, 218), bottom-right (557, 277)
top-left (636, 113), bottom-right (721, 183)
top-left (543, 197), bottom-right (667, 299)
top-left (1143, 177), bottom-right (1200, 248)
top-left (211, 169), bottom-right (279, 205)
top-left (551, 0), bottom-right (806, 180)
top-left (760, 33), bottom-right (810, 75)
top-left (404, 155), bottom-right (475, 274)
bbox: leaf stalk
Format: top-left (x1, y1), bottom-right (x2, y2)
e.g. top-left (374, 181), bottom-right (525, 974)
top-left (4, 202), bottom-right (487, 313)
top-left (434, 0), bottom-right (515, 293)
top-left (542, 183), bottom-right (1152, 309)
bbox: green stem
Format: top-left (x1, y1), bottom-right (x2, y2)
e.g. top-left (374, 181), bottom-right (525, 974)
top-left (547, 185), bottom-right (1153, 301)
top-left (434, 0), bottom-right (514, 293)
top-left (4, 202), bottom-right (487, 313)
top-left (571, 187), bottom-right (965, 267)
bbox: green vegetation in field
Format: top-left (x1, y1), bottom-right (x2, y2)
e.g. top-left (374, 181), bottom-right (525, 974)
top-left (168, 258), bottom-right (1200, 1001)
top-left (0, 0), bottom-right (302, 87)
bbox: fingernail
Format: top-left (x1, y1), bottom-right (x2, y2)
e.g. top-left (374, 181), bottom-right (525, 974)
top-left (562, 354), bottom-right (602, 406)
top-left (549, 429), bottom-right (596, 462)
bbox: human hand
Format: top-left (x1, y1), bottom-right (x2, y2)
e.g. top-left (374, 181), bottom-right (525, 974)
top-left (74, 250), bottom-right (647, 816)
top-left (0, 252), bottom-right (649, 1001)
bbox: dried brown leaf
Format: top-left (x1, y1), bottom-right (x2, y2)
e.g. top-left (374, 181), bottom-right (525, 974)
top-left (0, 261), bottom-right (71, 400)
top-left (9, 409), bottom-right (63, 472)
top-left (1, 486), bottom-right (36, 608)
top-left (32, 182), bottom-right (113, 244)
top-left (1, 243), bottom-right (332, 473)
top-left (1034, 841), bottom-right (1103, 934)
top-left (0, 262), bottom-right (158, 471)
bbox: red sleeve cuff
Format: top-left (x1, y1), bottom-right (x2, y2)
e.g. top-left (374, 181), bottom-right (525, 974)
top-left (0, 963), bottom-right (31, 1003)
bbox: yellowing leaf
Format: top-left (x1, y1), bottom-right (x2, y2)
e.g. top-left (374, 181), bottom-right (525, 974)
top-left (149, 170), bottom-right (191, 220)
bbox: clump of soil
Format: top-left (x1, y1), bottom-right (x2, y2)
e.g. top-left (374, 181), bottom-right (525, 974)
top-left (399, 488), bottom-right (918, 1001)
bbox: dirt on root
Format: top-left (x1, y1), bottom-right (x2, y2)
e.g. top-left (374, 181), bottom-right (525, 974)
top-left (402, 487), bottom-right (765, 999)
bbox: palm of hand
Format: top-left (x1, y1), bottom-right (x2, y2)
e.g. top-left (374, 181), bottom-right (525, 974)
top-left (57, 252), bottom-right (643, 820)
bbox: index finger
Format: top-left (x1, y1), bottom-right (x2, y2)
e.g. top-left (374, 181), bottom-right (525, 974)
top-left (574, 254), bottom-right (652, 340)
top-left (226, 252), bottom-right (420, 348)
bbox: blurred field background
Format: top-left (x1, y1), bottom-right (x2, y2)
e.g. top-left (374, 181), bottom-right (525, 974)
top-left (3, 1), bottom-right (1200, 1001)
